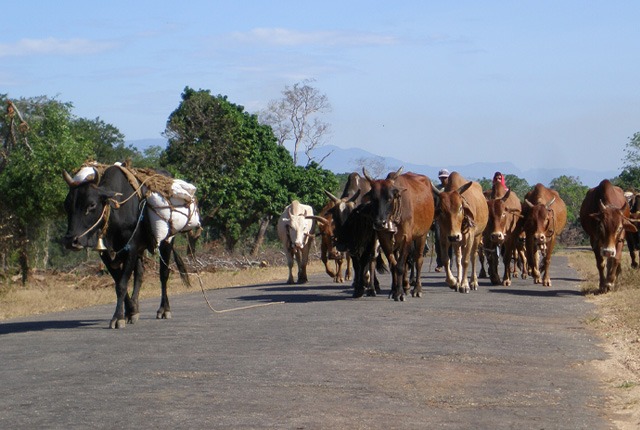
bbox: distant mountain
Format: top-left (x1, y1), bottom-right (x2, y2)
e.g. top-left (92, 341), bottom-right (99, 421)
top-left (311, 145), bottom-right (618, 188)
top-left (127, 140), bottom-right (617, 187)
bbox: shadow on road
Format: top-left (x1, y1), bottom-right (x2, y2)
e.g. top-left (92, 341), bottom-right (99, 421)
top-left (487, 288), bottom-right (584, 297)
top-left (0, 319), bottom-right (102, 336)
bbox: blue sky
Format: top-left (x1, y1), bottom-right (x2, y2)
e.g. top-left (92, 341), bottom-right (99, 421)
top-left (3, 1), bottom-right (639, 173)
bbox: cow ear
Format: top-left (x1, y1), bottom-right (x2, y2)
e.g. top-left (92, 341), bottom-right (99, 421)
top-left (98, 188), bottom-right (119, 202)
top-left (623, 218), bottom-right (638, 233)
top-left (457, 181), bottom-right (473, 195)
top-left (463, 206), bottom-right (476, 226)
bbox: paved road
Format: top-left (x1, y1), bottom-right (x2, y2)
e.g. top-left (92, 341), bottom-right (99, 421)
top-left (0, 256), bottom-right (613, 429)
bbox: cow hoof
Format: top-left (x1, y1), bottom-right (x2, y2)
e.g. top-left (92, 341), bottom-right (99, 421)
top-left (503, 280), bottom-right (511, 287)
top-left (366, 289), bottom-right (377, 297)
top-left (399, 295), bottom-right (405, 302)
top-left (353, 290), bottom-right (365, 299)
top-left (128, 313), bottom-right (140, 324)
top-left (110, 318), bottom-right (126, 329)
top-left (156, 311), bottom-right (172, 319)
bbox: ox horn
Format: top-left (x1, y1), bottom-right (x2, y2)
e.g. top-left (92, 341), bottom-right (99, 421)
top-left (348, 189), bottom-right (361, 203)
top-left (306, 215), bottom-right (329, 225)
top-left (525, 199), bottom-right (534, 208)
top-left (545, 197), bottom-right (556, 209)
top-left (63, 170), bottom-right (75, 186)
top-left (324, 190), bottom-right (340, 203)
top-left (599, 199), bottom-right (608, 212)
top-left (386, 166), bottom-right (403, 180)
top-left (362, 167), bottom-right (375, 183)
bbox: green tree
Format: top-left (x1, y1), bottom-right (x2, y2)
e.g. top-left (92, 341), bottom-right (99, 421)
top-left (0, 96), bottom-right (94, 280)
top-left (163, 87), bottom-right (336, 252)
top-left (615, 132), bottom-right (640, 190)
top-left (549, 175), bottom-right (589, 225)
top-left (477, 173), bottom-right (530, 199)
top-left (71, 117), bottom-right (138, 163)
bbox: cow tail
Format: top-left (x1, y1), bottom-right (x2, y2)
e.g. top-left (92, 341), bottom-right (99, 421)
top-left (173, 248), bottom-right (192, 288)
top-left (376, 254), bottom-right (389, 274)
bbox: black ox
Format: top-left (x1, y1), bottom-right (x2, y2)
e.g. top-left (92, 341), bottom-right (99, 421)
top-left (63, 165), bottom-right (190, 329)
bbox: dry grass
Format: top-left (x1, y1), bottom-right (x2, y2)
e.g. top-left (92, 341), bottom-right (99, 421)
top-left (565, 248), bottom-right (640, 429)
top-left (0, 258), bottom-right (326, 321)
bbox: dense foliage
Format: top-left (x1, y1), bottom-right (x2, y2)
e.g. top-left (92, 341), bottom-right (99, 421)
top-left (162, 87), bottom-right (337, 250)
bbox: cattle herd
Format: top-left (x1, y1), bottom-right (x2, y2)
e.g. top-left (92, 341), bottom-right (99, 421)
top-left (280, 169), bottom-right (639, 302)
top-left (62, 164), bottom-right (639, 328)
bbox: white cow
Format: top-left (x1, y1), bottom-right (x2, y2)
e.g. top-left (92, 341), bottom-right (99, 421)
top-left (277, 200), bottom-right (315, 284)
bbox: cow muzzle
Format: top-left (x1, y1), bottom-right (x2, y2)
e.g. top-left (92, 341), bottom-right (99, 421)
top-left (490, 232), bottom-right (505, 244)
top-left (448, 234), bottom-right (462, 243)
top-left (63, 234), bottom-right (86, 251)
top-left (600, 247), bottom-right (616, 258)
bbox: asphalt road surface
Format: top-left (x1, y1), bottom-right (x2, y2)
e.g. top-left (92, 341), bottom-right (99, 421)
top-left (0, 256), bottom-right (614, 429)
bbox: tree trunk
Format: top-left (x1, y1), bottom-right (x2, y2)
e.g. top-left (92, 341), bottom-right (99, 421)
top-left (251, 215), bottom-right (272, 257)
top-left (41, 221), bottom-right (51, 270)
top-left (18, 224), bottom-right (29, 285)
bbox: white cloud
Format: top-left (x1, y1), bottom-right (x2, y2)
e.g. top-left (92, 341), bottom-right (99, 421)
top-left (229, 28), bottom-right (397, 47)
top-left (0, 37), bottom-right (115, 57)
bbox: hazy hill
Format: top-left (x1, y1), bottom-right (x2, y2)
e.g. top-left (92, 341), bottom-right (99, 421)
top-left (127, 139), bottom-right (618, 187)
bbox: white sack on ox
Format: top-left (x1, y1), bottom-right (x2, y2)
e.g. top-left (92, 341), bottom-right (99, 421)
top-left (146, 179), bottom-right (201, 247)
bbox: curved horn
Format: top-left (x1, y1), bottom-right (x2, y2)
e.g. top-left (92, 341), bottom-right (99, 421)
top-left (63, 170), bottom-right (75, 186)
top-left (362, 167), bottom-right (374, 183)
top-left (599, 199), bottom-right (607, 212)
top-left (324, 190), bottom-right (340, 203)
top-left (306, 215), bottom-right (329, 225)
top-left (501, 189), bottom-right (511, 202)
top-left (386, 166), bottom-right (403, 180)
top-left (348, 189), bottom-right (361, 203)
top-left (525, 199), bottom-right (534, 208)
top-left (545, 197), bottom-right (556, 209)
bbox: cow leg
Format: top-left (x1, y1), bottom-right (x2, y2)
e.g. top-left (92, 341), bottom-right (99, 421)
top-left (478, 244), bottom-right (487, 278)
top-left (379, 235), bottom-right (402, 301)
top-left (351, 254), bottom-right (365, 298)
top-left (335, 258), bottom-right (344, 283)
top-left (411, 236), bottom-right (427, 298)
top-left (468, 236), bottom-right (481, 291)
top-left (502, 241), bottom-right (515, 287)
top-left (156, 241), bottom-right (173, 319)
top-left (107, 251), bottom-right (136, 329)
top-left (541, 239), bottom-right (554, 287)
top-left (285, 250), bottom-right (295, 284)
top-left (126, 256), bottom-right (144, 324)
top-left (441, 237), bottom-right (457, 289)
top-left (297, 244), bottom-right (310, 284)
top-left (344, 254), bottom-right (352, 281)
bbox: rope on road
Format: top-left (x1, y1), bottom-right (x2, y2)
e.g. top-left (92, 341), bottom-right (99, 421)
top-left (157, 246), bottom-right (286, 314)
top-left (196, 274), bottom-right (285, 314)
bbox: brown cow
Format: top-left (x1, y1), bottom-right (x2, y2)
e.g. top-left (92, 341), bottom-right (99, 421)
top-left (624, 191), bottom-right (640, 268)
top-left (580, 179), bottom-right (637, 293)
top-left (363, 168), bottom-right (435, 301)
top-left (522, 184), bottom-right (567, 287)
top-left (315, 192), bottom-right (354, 283)
top-left (483, 188), bottom-right (524, 286)
top-left (432, 172), bottom-right (488, 293)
